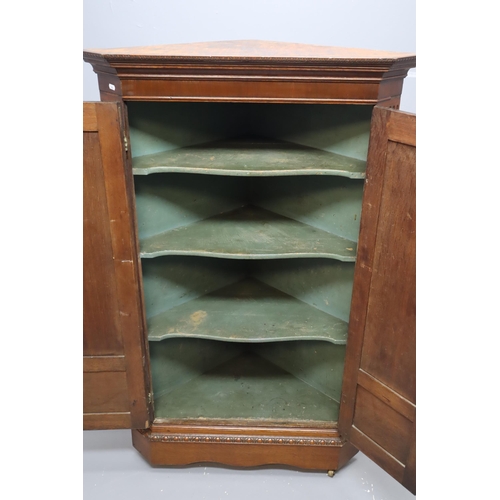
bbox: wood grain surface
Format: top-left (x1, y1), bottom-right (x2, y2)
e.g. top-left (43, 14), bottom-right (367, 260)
top-left (339, 107), bottom-right (416, 493)
top-left (83, 102), bottom-right (152, 429)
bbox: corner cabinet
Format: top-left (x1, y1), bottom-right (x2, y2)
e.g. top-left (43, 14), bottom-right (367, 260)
top-left (83, 41), bottom-right (416, 494)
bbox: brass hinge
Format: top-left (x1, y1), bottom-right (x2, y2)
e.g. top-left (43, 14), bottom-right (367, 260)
top-left (147, 392), bottom-right (153, 404)
top-left (123, 135), bottom-right (129, 152)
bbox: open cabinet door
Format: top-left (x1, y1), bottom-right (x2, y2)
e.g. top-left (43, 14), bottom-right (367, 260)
top-left (339, 107), bottom-right (416, 494)
top-left (83, 102), bottom-right (152, 430)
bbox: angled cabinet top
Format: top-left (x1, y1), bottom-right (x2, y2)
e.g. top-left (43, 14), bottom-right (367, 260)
top-left (83, 40), bottom-right (416, 104)
top-left (83, 39), bottom-right (415, 64)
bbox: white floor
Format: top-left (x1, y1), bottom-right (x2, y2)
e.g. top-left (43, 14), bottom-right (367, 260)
top-left (83, 430), bottom-right (415, 499)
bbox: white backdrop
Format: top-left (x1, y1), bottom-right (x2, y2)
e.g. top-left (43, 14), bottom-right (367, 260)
top-left (83, 0), bottom-right (416, 111)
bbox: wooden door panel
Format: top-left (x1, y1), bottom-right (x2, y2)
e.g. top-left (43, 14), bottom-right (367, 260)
top-left (359, 139), bottom-right (416, 402)
top-left (83, 372), bottom-right (130, 413)
top-left (83, 102), bottom-right (152, 430)
top-left (352, 386), bottom-right (413, 463)
top-left (339, 107), bottom-right (416, 494)
top-left (83, 131), bottom-right (123, 355)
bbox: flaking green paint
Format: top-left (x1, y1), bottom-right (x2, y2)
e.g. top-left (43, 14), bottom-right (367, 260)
top-left (147, 277), bottom-right (348, 344)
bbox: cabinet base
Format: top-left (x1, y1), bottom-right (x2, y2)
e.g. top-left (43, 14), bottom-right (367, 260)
top-left (132, 423), bottom-right (358, 471)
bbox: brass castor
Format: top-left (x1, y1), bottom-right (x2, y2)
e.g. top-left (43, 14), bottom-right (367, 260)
top-left (327, 470), bottom-right (335, 478)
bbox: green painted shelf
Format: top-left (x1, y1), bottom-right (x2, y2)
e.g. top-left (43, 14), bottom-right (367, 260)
top-left (132, 137), bottom-right (366, 178)
top-left (154, 351), bottom-right (339, 422)
top-left (140, 205), bottom-right (357, 261)
top-left (147, 278), bottom-right (348, 344)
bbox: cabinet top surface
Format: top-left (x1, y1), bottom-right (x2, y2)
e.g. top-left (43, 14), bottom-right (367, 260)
top-left (83, 39), bottom-right (415, 65)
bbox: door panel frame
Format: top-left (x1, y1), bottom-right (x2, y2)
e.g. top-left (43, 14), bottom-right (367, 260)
top-left (83, 101), bottom-right (152, 430)
top-left (339, 106), bottom-right (416, 493)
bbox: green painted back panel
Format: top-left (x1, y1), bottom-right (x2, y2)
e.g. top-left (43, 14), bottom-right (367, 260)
top-left (134, 174), bottom-right (247, 241)
top-left (142, 258), bottom-right (355, 332)
top-left (147, 277), bottom-right (348, 344)
top-left (134, 177), bottom-right (362, 256)
top-left (149, 338), bottom-right (243, 400)
top-left (128, 102), bottom-right (372, 161)
top-left (141, 256), bottom-right (245, 320)
top-left (252, 259), bottom-right (355, 322)
top-left (252, 341), bottom-right (346, 404)
top-left (140, 205), bottom-right (357, 261)
top-left (249, 103), bottom-right (372, 161)
top-left (152, 346), bottom-right (340, 422)
top-left (128, 102), bottom-right (370, 423)
top-left (251, 176), bottom-right (364, 243)
top-left (127, 102), bottom-right (250, 157)
top-left (149, 339), bottom-right (345, 421)
top-left (132, 137), bottom-right (366, 178)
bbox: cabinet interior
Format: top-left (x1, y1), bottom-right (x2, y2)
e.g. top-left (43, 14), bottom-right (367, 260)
top-left (127, 102), bottom-right (372, 425)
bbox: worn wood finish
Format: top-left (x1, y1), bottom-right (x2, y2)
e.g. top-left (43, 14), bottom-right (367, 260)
top-left (339, 107), bottom-right (416, 493)
top-left (83, 130), bottom-right (123, 356)
top-left (147, 278), bottom-right (348, 344)
top-left (140, 205), bottom-right (357, 261)
top-left (83, 355), bottom-right (126, 373)
top-left (83, 372), bottom-right (129, 413)
top-left (85, 413), bottom-right (132, 430)
top-left (133, 434), bottom-right (343, 470)
top-left (132, 421), bottom-right (357, 470)
top-left (83, 104), bottom-right (98, 131)
top-left (85, 40), bottom-right (414, 59)
top-left (84, 40), bottom-right (415, 105)
top-left (352, 386), bottom-right (413, 463)
top-left (359, 138), bottom-right (416, 401)
top-left (83, 102), bottom-right (152, 429)
top-left (118, 79), bottom-right (400, 104)
top-left (132, 137), bottom-right (366, 178)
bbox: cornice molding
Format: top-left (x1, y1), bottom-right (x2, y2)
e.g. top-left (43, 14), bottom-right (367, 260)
top-left (83, 42), bottom-right (415, 104)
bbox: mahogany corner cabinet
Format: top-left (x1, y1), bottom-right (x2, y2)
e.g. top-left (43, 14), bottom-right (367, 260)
top-left (83, 40), bottom-right (416, 494)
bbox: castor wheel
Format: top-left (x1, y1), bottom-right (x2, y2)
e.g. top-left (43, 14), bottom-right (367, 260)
top-left (327, 470), bottom-right (335, 477)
